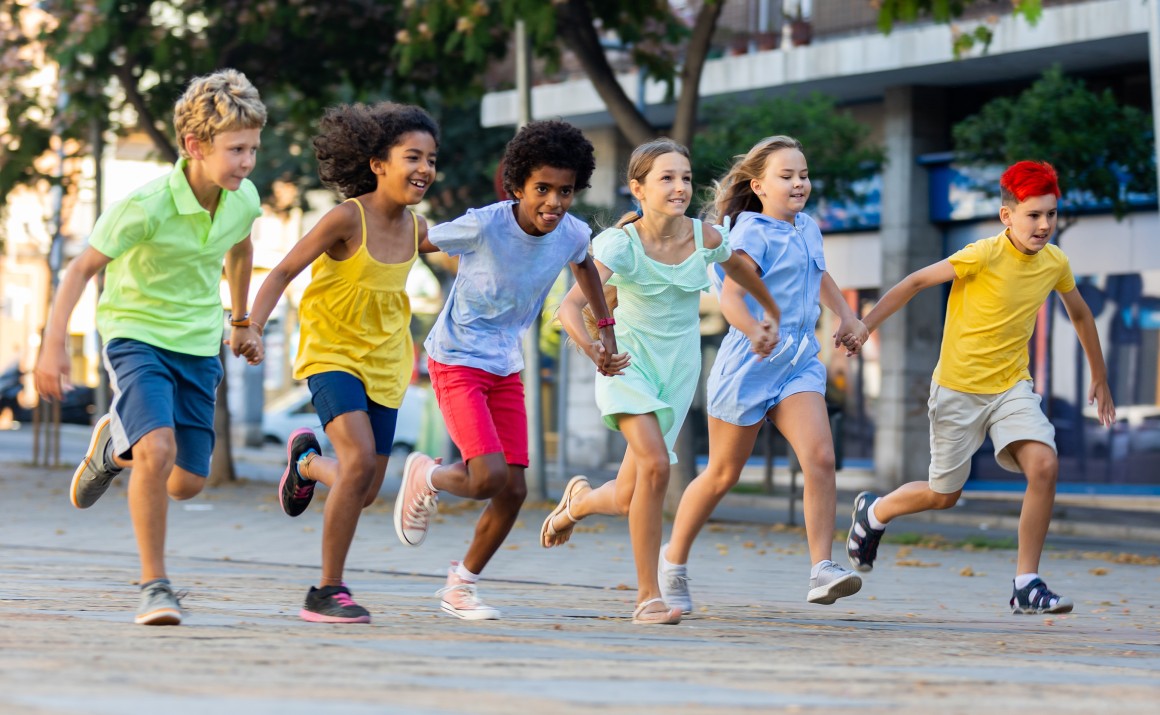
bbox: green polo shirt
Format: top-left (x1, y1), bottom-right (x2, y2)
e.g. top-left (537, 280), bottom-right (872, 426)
top-left (89, 158), bottom-right (262, 357)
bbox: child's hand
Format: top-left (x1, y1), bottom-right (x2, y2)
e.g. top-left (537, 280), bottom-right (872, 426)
top-left (227, 326), bottom-right (265, 365)
top-left (747, 318), bottom-right (780, 358)
top-left (1089, 379), bottom-right (1116, 428)
top-left (584, 341), bottom-right (630, 376)
top-left (834, 316), bottom-right (869, 357)
top-left (34, 343), bottom-right (72, 401)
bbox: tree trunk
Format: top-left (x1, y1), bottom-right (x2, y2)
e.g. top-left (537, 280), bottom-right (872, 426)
top-left (112, 62), bottom-right (179, 163)
top-left (555, 0), bottom-right (657, 146)
top-left (670, 0), bottom-right (726, 147)
top-left (207, 341), bottom-right (236, 487)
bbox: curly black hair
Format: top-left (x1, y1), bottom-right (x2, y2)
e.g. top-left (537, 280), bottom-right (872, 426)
top-left (501, 119), bottom-right (595, 196)
top-left (313, 102), bottom-right (440, 199)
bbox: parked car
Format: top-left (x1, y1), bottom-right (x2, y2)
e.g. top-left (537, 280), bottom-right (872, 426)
top-left (262, 384), bottom-right (426, 458)
top-left (0, 365), bottom-right (96, 425)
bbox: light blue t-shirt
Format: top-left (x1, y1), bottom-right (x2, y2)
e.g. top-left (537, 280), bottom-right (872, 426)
top-left (424, 201), bottom-right (590, 375)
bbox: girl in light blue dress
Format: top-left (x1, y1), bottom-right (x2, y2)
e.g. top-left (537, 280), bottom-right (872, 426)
top-left (548, 139), bottom-right (781, 624)
top-left (662, 136), bottom-right (869, 613)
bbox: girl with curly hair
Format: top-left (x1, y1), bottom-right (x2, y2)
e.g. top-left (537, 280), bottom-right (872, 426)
top-left (249, 101), bottom-right (439, 623)
top-left (393, 119), bottom-right (623, 621)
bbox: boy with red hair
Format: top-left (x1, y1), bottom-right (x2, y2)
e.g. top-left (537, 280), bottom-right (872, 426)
top-left (845, 160), bottom-right (1115, 613)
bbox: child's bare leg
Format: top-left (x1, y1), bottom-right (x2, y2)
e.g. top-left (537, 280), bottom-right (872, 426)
top-left (872, 482), bottom-right (962, 523)
top-left (771, 392), bottom-right (837, 564)
top-left (618, 414), bottom-right (670, 606)
top-left (126, 428), bottom-right (178, 583)
top-left (569, 449), bottom-right (636, 520)
top-left (431, 453), bottom-right (511, 500)
top-left (462, 466), bottom-right (527, 574)
top-left (1007, 440), bottom-right (1058, 575)
top-left (318, 412), bottom-right (385, 587)
top-left (666, 418), bottom-right (760, 564)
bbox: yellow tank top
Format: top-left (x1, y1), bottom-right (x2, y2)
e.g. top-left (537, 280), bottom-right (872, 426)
top-left (293, 198), bottom-right (418, 408)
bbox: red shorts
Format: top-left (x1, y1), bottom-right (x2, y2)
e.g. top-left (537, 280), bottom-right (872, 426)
top-left (428, 358), bottom-right (528, 467)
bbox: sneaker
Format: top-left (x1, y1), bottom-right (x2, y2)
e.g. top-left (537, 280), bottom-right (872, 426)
top-left (435, 563), bottom-right (500, 620)
top-left (807, 561), bottom-right (863, 604)
top-left (1010, 577), bottom-right (1074, 615)
top-left (847, 490), bottom-right (885, 573)
top-left (658, 545), bottom-right (693, 615)
top-left (279, 428), bottom-right (320, 517)
top-left (394, 451), bottom-right (439, 546)
top-left (299, 584), bottom-right (371, 623)
top-left (134, 579), bottom-right (183, 626)
top-left (70, 414), bottom-right (123, 509)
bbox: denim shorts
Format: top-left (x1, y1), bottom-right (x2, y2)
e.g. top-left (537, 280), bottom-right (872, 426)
top-left (102, 337), bottom-right (223, 477)
top-left (307, 371), bottom-right (398, 456)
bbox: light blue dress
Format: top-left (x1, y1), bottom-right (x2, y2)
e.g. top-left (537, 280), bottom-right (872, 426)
top-left (593, 219), bottom-right (732, 462)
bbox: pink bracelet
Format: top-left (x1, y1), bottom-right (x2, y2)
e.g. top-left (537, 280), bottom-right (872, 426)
top-left (597, 317), bottom-right (616, 329)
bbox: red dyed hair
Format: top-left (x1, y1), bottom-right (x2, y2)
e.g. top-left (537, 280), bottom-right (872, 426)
top-left (999, 160), bottom-right (1061, 206)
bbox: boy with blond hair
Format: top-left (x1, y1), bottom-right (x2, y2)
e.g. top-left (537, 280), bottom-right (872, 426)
top-left (35, 69), bottom-right (266, 625)
top-left (846, 160), bottom-right (1115, 614)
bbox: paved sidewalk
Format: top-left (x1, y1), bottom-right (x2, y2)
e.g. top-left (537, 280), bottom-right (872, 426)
top-left (1, 430), bottom-right (1158, 714)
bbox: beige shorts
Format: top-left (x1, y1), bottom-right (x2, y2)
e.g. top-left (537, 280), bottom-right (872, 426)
top-left (927, 380), bottom-right (1056, 494)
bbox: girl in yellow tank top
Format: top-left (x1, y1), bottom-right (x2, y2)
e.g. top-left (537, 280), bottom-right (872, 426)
top-left (250, 102), bottom-right (440, 623)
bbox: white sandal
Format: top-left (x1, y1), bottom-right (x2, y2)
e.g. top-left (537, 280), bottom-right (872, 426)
top-left (632, 597), bottom-right (682, 625)
top-left (540, 475), bottom-right (590, 548)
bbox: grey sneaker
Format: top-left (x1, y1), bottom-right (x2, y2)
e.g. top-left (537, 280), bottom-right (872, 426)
top-left (658, 544), bottom-right (693, 614)
top-left (807, 561), bottom-right (863, 605)
top-left (135, 579), bottom-right (183, 625)
top-left (70, 414), bottom-right (124, 509)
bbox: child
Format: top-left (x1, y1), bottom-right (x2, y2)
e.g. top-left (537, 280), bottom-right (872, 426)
top-left (545, 138), bottom-right (782, 624)
top-left (658, 136), bottom-right (867, 613)
top-left (394, 120), bottom-right (621, 620)
top-left (846, 160), bottom-right (1115, 614)
top-left (34, 69), bottom-right (266, 625)
top-left (248, 102), bottom-right (439, 623)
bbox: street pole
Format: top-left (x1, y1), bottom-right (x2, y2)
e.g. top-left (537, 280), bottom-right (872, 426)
top-left (1150, 0), bottom-right (1160, 205)
top-left (516, 18), bottom-right (547, 501)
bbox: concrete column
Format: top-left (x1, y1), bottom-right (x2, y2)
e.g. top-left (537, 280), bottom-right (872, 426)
top-left (873, 86), bottom-right (947, 489)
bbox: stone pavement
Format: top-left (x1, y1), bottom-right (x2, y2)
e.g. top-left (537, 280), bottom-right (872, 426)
top-left (1, 426), bottom-right (1158, 714)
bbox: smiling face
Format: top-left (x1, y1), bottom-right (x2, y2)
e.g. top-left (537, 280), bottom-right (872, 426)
top-left (372, 130), bottom-right (437, 205)
top-left (512, 165), bottom-right (577, 235)
top-left (1001, 193), bottom-right (1058, 254)
top-left (751, 147), bottom-right (810, 223)
top-left (630, 151), bottom-right (692, 218)
top-left (190, 128), bottom-right (261, 192)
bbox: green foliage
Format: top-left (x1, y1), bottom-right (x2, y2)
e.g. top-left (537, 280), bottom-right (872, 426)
top-left (952, 66), bottom-right (1156, 221)
top-left (877, 0), bottom-right (1044, 55)
top-left (691, 93), bottom-right (886, 209)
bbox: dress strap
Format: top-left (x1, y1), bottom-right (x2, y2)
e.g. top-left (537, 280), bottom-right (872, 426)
top-left (344, 198), bottom-right (368, 248)
top-left (692, 218), bottom-right (704, 251)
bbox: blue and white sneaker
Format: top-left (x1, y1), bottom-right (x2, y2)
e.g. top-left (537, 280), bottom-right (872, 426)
top-left (847, 491), bottom-right (885, 573)
top-left (1010, 578), bottom-right (1073, 614)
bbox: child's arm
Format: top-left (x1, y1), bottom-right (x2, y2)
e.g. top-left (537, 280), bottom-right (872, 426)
top-left (249, 203), bottom-right (357, 339)
top-left (416, 215), bottom-right (440, 254)
top-left (821, 272), bottom-right (868, 355)
top-left (559, 258), bottom-right (629, 376)
top-left (1059, 288), bottom-right (1116, 427)
top-left (862, 260), bottom-right (957, 334)
top-left (34, 247), bottom-right (112, 400)
top-left (224, 235), bottom-right (262, 365)
top-left (718, 250), bottom-right (781, 357)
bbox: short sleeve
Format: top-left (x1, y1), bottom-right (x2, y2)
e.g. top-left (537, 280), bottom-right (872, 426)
top-left (87, 199), bottom-right (151, 260)
top-left (567, 219), bottom-right (590, 265)
top-left (236, 180), bottom-right (263, 241)
top-left (947, 240), bottom-right (987, 279)
top-left (1054, 252), bottom-right (1076, 293)
top-left (592, 226), bottom-right (635, 275)
top-left (728, 213), bottom-right (784, 275)
top-left (428, 209), bottom-right (483, 256)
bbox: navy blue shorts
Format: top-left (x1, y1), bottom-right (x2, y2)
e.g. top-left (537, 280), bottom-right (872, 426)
top-left (103, 338), bottom-right (223, 477)
top-left (307, 371), bottom-right (398, 456)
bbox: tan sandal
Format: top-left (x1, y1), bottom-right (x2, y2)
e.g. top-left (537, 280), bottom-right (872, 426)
top-left (540, 475), bottom-right (590, 548)
top-left (632, 597), bottom-right (682, 625)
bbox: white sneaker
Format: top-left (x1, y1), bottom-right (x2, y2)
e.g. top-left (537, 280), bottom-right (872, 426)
top-left (807, 561), bottom-right (863, 605)
top-left (435, 562), bottom-right (501, 620)
top-left (658, 544), bottom-right (693, 614)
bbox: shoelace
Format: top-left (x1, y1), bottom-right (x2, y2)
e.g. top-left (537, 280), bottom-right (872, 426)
top-left (330, 590), bottom-right (358, 608)
top-left (293, 483), bottom-right (314, 500)
top-left (145, 584), bottom-right (187, 610)
top-left (664, 572), bottom-right (690, 590)
top-left (404, 490), bottom-right (438, 528)
top-left (435, 582), bottom-right (482, 608)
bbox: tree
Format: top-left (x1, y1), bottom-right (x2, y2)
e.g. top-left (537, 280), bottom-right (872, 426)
top-left (876, 0), bottom-right (1045, 55)
top-left (691, 92), bottom-right (886, 207)
top-left (952, 66), bottom-right (1156, 234)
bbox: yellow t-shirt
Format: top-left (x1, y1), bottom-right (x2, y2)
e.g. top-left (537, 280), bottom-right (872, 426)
top-left (932, 230), bottom-right (1076, 394)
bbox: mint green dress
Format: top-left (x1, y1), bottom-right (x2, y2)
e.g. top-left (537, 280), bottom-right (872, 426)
top-left (593, 219), bottom-right (732, 463)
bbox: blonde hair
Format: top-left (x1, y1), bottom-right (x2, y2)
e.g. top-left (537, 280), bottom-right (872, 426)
top-left (710, 135), bottom-right (803, 226)
top-left (173, 69), bottom-right (267, 159)
top-left (582, 138), bottom-right (690, 339)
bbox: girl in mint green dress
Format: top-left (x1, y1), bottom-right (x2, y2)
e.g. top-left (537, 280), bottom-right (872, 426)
top-left (548, 139), bottom-right (781, 625)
